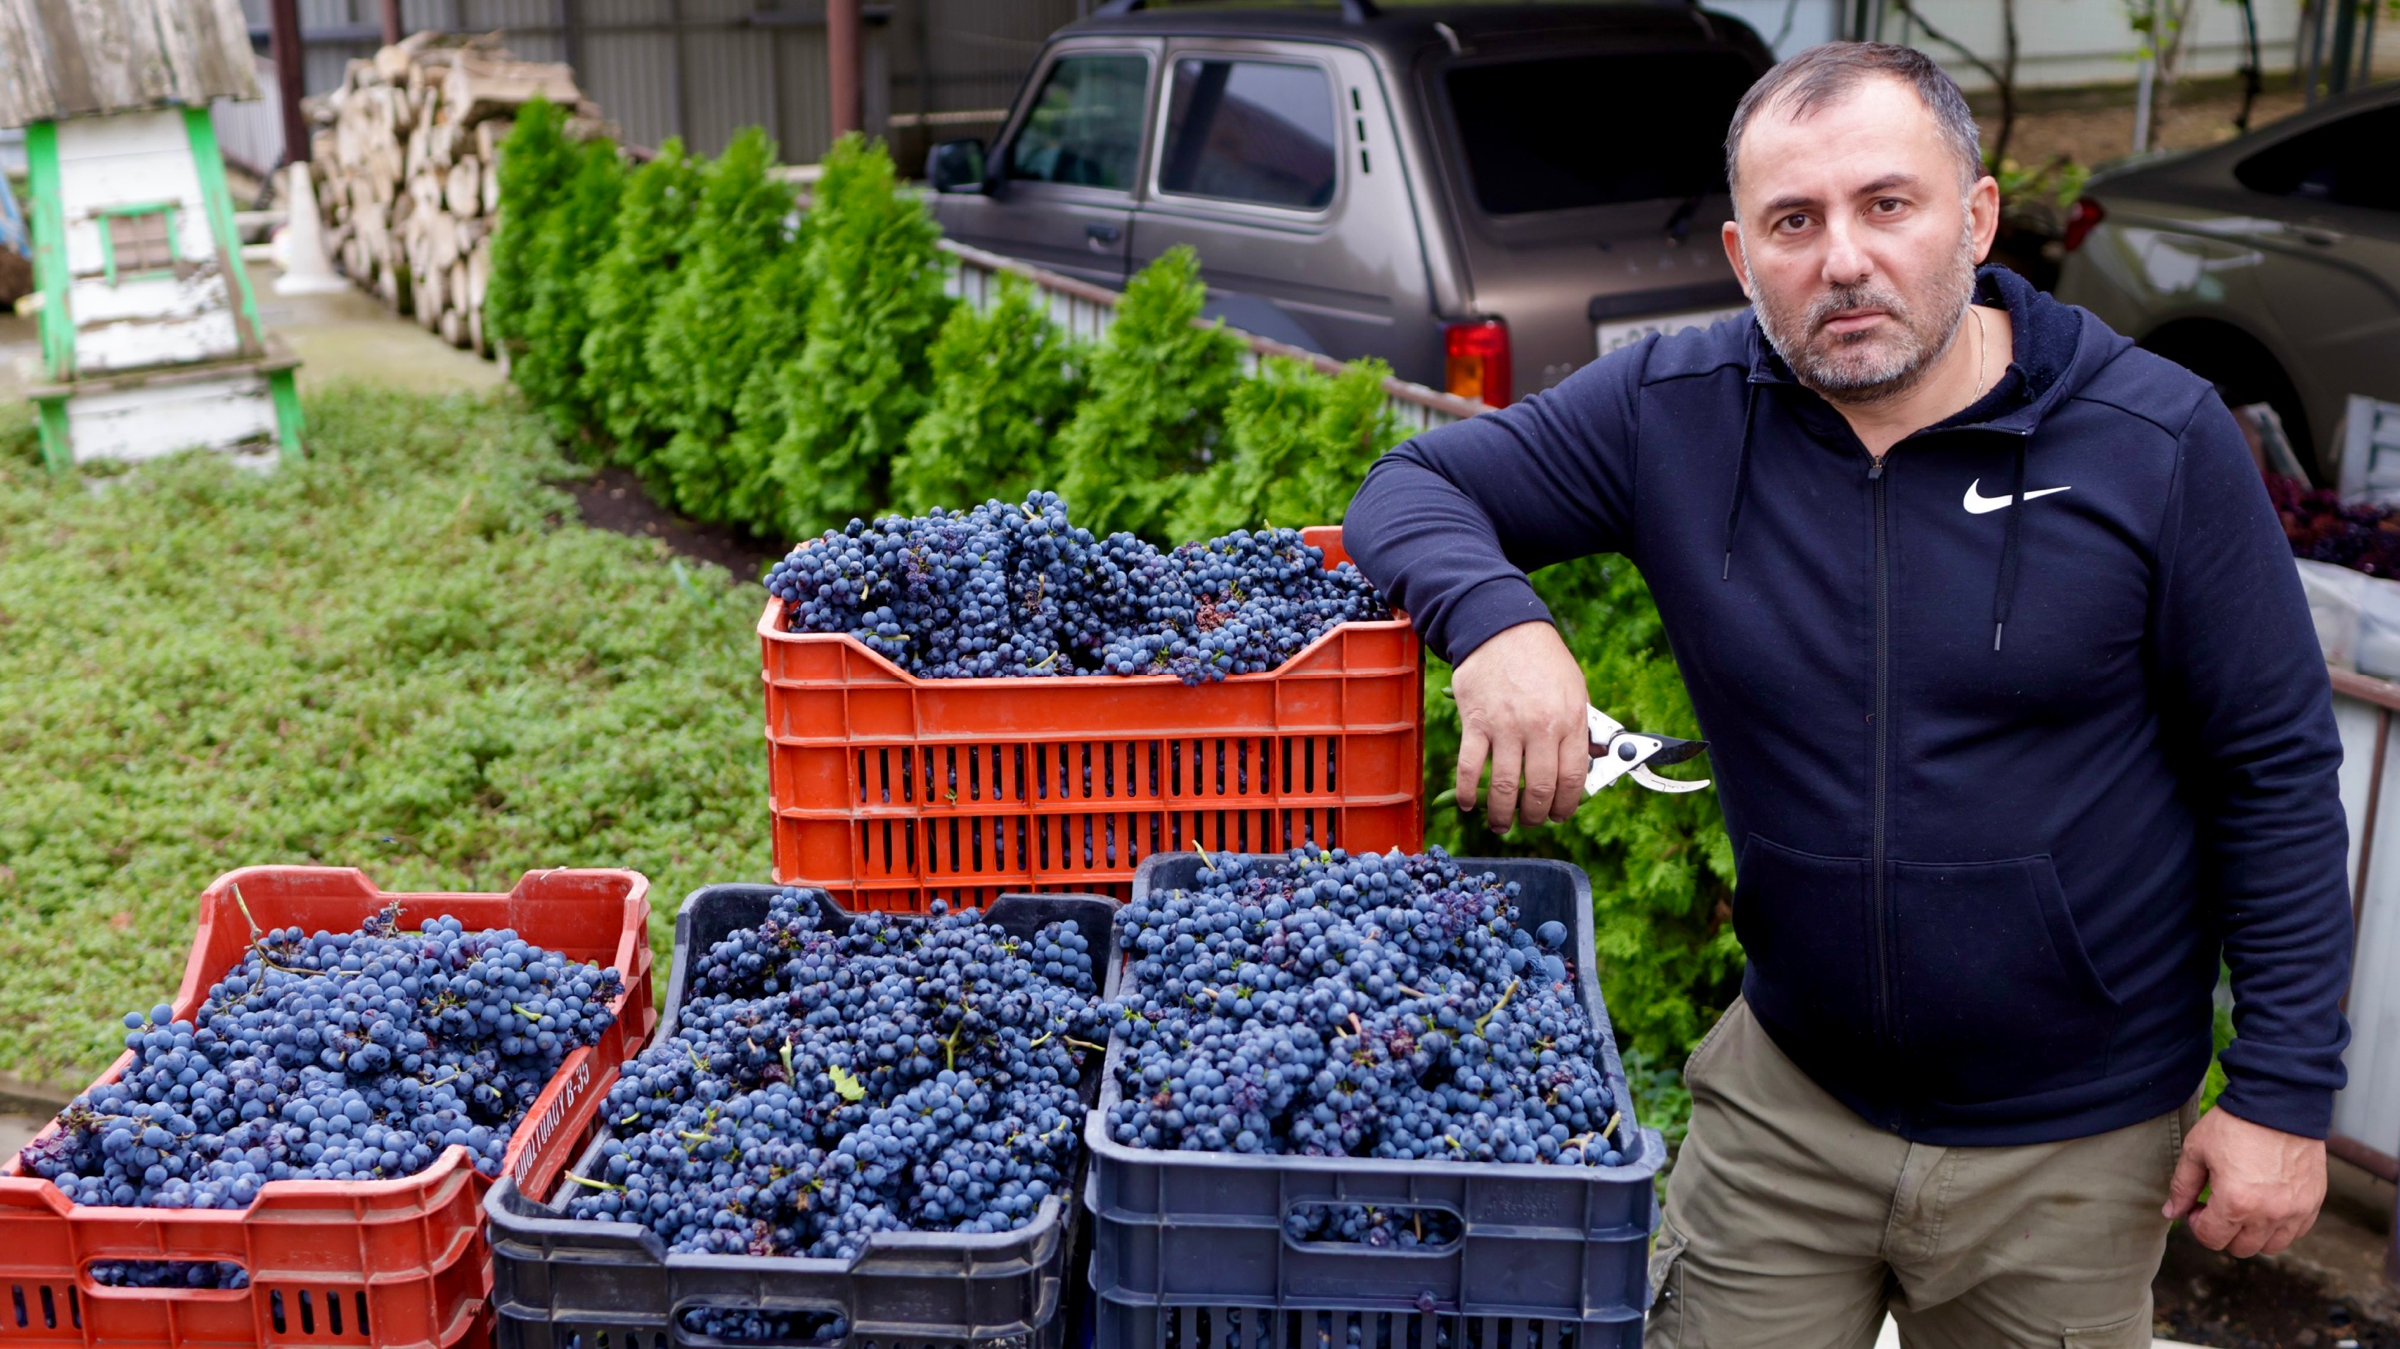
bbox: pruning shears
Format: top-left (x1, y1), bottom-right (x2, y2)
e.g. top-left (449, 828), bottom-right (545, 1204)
top-left (1587, 705), bottom-right (1710, 795)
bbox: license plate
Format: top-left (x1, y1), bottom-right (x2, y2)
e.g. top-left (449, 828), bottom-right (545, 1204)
top-left (1596, 303), bottom-right (1751, 357)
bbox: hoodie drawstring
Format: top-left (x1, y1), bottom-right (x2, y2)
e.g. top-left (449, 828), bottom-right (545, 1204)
top-left (1992, 436), bottom-right (2028, 652)
top-left (1722, 383), bottom-right (1760, 582)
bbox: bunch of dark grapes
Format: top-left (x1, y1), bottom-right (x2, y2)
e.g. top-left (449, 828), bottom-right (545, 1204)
top-left (763, 492), bottom-right (1390, 684)
top-left (2269, 474), bottom-right (2400, 575)
top-left (563, 889), bottom-right (1103, 1261)
top-left (677, 1307), bottom-right (848, 1344)
top-left (90, 1260), bottom-right (252, 1290)
top-left (1103, 847), bottom-right (1631, 1176)
top-left (1283, 1203), bottom-right (1466, 1250)
top-left (20, 906), bottom-right (623, 1211)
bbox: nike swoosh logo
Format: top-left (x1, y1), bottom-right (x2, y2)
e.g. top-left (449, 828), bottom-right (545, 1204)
top-left (1963, 479), bottom-right (2072, 514)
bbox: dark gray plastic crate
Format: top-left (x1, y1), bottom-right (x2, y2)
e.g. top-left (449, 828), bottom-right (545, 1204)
top-left (485, 884), bottom-right (1117, 1349)
top-left (1084, 854), bottom-right (1662, 1348)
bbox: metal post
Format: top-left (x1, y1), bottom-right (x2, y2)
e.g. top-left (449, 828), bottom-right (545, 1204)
top-left (828, 0), bottom-right (863, 139)
top-left (2303, 0), bottom-right (2328, 105)
top-left (380, 0), bottom-right (403, 47)
top-left (267, 0), bottom-right (307, 167)
top-left (2358, 0), bottom-right (2380, 88)
top-left (668, 0), bottom-right (688, 143)
top-left (2329, 0), bottom-right (2361, 95)
top-left (557, 0), bottom-right (581, 75)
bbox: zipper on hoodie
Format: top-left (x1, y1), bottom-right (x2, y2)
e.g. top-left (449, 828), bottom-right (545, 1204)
top-left (1866, 454), bottom-right (1896, 1095)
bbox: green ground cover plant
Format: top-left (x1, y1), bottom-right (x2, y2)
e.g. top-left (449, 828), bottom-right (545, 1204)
top-left (0, 391), bottom-right (766, 1084)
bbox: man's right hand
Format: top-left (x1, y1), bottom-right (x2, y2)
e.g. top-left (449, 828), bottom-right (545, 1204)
top-left (1453, 621), bottom-right (1590, 832)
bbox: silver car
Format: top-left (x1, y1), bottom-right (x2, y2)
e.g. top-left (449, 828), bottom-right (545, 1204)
top-left (2055, 82), bottom-right (2400, 480)
top-left (925, 2), bottom-right (1773, 405)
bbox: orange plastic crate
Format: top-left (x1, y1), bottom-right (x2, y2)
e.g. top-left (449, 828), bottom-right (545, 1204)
top-left (760, 526), bottom-right (1425, 911)
top-left (0, 867), bottom-right (657, 1349)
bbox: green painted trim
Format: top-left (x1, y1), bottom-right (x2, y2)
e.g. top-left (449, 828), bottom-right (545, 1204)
top-left (268, 367), bottom-right (304, 460)
top-left (95, 202), bottom-right (179, 286)
top-left (34, 397), bottom-right (71, 475)
top-left (181, 108), bottom-right (265, 356)
top-left (24, 120), bottom-right (73, 382)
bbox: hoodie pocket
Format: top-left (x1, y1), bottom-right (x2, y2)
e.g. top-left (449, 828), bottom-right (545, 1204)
top-left (1731, 835), bottom-right (1880, 1072)
top-left (1891, 854), bottom-right (2119, 1103)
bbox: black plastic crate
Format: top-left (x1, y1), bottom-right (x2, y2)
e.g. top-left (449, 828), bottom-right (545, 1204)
top-left (1084, 854), bottom-right (1661, 1348)
top-left (485, 884), bottom-right (1118, 1349)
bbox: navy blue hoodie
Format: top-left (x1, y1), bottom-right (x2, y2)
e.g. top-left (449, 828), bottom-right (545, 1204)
top-left (1346, 266), bottom-right (2352, 1145)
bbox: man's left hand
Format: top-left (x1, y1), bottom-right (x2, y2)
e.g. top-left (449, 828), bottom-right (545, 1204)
top-left (2163, 1107), bottom-right (2327, 1258)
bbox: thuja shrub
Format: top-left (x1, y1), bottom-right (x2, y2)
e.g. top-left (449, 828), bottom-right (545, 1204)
top-left (1053, 246), bottom-right (1244, 538)
top-left (1172, 354), bottom-right (1404, 540)
top-left (487, 100), bottom-right (623, 439)
top-left (644, 129), bottom-right (809, 529)
top-left (768, 134), bottom-right (957, 539)
top-left (889, 273), bottom-right (1086, 516)
top-left (581, 139), bottom-right (703, 471)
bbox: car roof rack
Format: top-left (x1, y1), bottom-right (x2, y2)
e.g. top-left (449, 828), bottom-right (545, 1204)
top-left (1091, 0), bottom-right (1384, 22)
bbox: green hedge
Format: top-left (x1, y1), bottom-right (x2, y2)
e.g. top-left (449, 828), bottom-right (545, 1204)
top-left (485, 119), bottom-right (1737, 1076)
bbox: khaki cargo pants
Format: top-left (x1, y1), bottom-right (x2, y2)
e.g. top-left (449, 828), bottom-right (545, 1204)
top-left (1646, 1000), bottom-right (2198, 1349)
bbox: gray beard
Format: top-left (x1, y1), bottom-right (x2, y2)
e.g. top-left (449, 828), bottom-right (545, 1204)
top-left (1745, 226), bottom-right (1980, 405)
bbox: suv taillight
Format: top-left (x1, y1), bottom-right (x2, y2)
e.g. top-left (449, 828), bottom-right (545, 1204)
top-left (2061, 197), bottom-right (2105, 253)
top-left (1444, 319), bottom-right (1512, 407)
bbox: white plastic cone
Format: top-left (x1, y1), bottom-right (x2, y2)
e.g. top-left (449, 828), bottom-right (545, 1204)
top-left (274, 161), bottom-right (350, 296)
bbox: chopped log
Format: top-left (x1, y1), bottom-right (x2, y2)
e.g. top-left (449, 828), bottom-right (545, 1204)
top-left (443, 51), bottom-right (581, 127)
top-left (444, 156), bottom-right (480, 218)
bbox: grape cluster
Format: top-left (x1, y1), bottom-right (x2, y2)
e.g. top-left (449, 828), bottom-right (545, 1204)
top-left (676, 1307), bottom-right (848, 1344)
top-left (562, 889), bottom-right (1103, 1261)
top-left (1103, 848), bottom-right (1632, 1171)
top-left (2270, 474), bottom-right (2400, 575)
top-left (90, 1260), bottom-right (252, 1290)
top-left (1285, 1203), bottom-right (1465, 1250)
top-left (21, 906), bottom-right (624, 1210)
top-left (764, 492), bottom-right (1390, 683)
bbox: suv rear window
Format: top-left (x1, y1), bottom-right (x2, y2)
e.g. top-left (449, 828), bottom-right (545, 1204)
top-left (1445, 51), bottom-right (1759, 215)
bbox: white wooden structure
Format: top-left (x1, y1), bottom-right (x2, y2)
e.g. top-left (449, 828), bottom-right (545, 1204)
top-left (2, 0), bottom-right (301, 470)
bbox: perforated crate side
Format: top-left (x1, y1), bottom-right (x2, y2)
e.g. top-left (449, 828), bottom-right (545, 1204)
top-left (1083, 855), bottom-right (1662, 1328)
top-left (1095, 1298), bottom-right (1642, 1349)
top-left (0, 867), bottom-right (655, 1349)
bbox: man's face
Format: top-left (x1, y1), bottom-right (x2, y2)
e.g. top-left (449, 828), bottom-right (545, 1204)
top-left (1720, 76), bottom-right (2000, 403)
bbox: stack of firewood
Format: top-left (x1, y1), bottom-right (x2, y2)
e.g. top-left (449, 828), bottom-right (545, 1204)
top-left (303, 32), bottom-right (604, 354)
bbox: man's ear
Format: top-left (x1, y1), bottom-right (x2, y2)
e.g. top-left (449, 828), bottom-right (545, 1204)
top-left (1720, 220), bottom-right (1753, 301)
top-left (1969, 173), bottom-right (2002, 264)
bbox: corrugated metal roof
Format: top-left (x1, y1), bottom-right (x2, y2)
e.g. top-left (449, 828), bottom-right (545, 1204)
top-left (0, 0), bottom-right (259, 127)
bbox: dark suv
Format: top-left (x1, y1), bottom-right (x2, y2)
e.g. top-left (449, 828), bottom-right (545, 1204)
top-left (925, 1), bottom-right (1774, 405)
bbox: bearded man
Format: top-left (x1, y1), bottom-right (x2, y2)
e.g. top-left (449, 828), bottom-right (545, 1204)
top-left (1344, 42), bottom-right (2351, 1349)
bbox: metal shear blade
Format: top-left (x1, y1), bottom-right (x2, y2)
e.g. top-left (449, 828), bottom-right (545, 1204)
top-left (1587, 705), bottom-right (1711, 795)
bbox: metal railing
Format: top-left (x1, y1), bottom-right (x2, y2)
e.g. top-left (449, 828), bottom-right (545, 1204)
top-left (939, 238), bottom-right (1489, 435)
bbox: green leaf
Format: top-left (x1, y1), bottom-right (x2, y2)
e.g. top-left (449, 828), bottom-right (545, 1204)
top-left (828, 1064), bottom-right (865, 1102)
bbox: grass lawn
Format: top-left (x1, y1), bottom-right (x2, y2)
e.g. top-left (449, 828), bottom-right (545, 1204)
top-left (0, 388), bottom-right (770, 1085)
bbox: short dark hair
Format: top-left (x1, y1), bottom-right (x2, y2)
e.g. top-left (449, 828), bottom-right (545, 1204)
top-left (1724, 42), bottom-right (1983, 198)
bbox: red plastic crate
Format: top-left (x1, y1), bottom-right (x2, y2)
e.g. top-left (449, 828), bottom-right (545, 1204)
top-left (760, 526), bottom-right (1425, 911)
top-left (0, 866), bottom-right (657, 1349)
